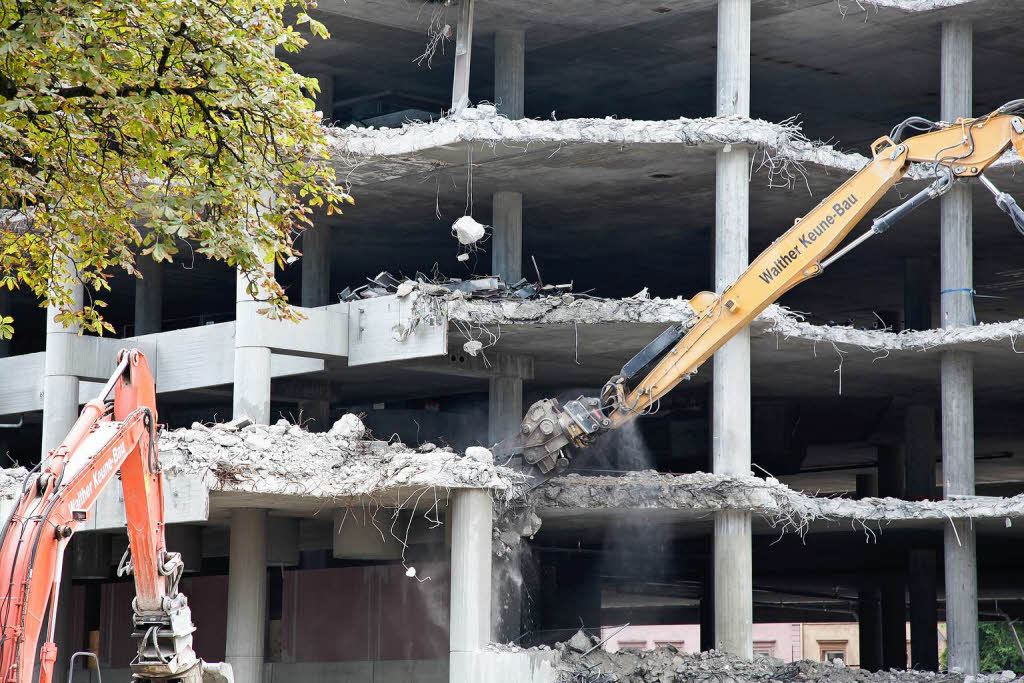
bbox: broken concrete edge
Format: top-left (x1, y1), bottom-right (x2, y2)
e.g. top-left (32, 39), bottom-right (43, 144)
top-left (424, 291), bottom-right (1024, 354)
top-left (845, 0), bottom-right (980, 11)
top-left (325, 105), bottom-right (1020, 183)
top-left (530, 470), bottom-right (1024, 527)
top-left (0, 416), bottom-right (529, 510)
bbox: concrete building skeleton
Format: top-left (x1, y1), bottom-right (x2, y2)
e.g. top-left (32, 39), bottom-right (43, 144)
top-left (3, 0), bottom-right (1024, 681)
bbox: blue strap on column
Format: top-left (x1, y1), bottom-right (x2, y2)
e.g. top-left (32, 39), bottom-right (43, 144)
top-left (940, 287), bottom-right (977, 325)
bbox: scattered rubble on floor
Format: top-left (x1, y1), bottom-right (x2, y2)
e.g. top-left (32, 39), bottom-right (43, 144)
top-left (845, 0), bottom-right (980, 12)
top-left (156, 414), bottom-right (525, 502)
top-left (546, 638), bottom-right (1020, 683)
top-left (532, 471), bottom-right (1024, 535)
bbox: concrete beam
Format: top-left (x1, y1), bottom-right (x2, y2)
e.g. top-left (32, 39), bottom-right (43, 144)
top-left (492, 191), bottom-right (523, 284)
top-left (449, 490), bottom-right (492, 681)
top-left (494, 30), bottom-right (524, 120)
top-left (940, 18), bottom-right (978, 676)
top-left (236, 303), bottom-right (348, 359)
top-left (226, 509), bottom-right (267, 683)
top-left (450, 0), bottom-right (475, 112)
top-left (348, 294), bottom-right (447, 367)
top-left (134, 257), bottom-right (163, 335)
top-left (711, 0), bottom-right (751, 660)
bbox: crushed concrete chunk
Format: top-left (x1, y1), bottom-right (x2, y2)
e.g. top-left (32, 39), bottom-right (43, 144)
top-left (465, 446), bottom-right (493, 463)
top-left (452, 215), bottom-right (486, 245)
top-left (462, 339), bottom-right (483, 356)
top-left (329, 413), bottom-right (366, 440)
top-left (567, 630), bottom-right (590, 653)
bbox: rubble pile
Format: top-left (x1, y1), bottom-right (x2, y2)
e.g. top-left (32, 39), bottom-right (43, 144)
top-left (551, 639), bottom-right (1020, 683)
top-left (157, 414), bottom-right (525, 502)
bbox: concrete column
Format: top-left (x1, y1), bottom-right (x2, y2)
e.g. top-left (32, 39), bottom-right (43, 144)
top-left (940, 18), bottom-right (978, 676)
top-left (491, 192), bottom-right (523, 284)
top-left (314, 72), bottom-right (335, 122)
top-left (234, 267), bottom-right (272, 424)
top-left (300, 224), bottom-right (331, 308)
top-left (903, 257), bottom-right (931, 331)
top-left (134, 256), bottom-right (163, 335)
top-left (226, 509), bottom-right (267, 683)
top-left (494, 30), bottom-right (524, 119)
top-left (907, 548), bottom-right (939, 671)
top-left (449, 490), bottom-right (492, 680)
top-left (905, 405), bottom-right (937, 501)
top-left (877, 445), bottom-right (906, 499)
top-left (857, 589), bottom-right (883, 672)
top-left (488, 357), bottom-right (524, 446)
top-left (711, 0), bottom-right (752, 660)
top-left (881, 578), bottom-right (907, 670)
top-left (42, 258), bottom-right (84, 456)
top-left (450, 0), bottom-right (475, 112)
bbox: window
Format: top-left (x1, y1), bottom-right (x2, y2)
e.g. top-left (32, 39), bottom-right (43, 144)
top-left (753, 640), bottom-right (776, 657)
top-left (818, 640), bottom-right (848, 664)
top-left (654, 641), bottom-right (685, 649)
top-left (617, 640), bottom-right (648, 650)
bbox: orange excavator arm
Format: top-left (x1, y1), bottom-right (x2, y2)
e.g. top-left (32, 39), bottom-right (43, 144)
top-left (0, 350), bottom-right (228, 683)
top-left (499, 103), bottom-right (1024, 474)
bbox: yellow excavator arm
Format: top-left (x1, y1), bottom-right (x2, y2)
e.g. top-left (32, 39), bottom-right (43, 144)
top-left (499, 103), bottom-right (1024, 475)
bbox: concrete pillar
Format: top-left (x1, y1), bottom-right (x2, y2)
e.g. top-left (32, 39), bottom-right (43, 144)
top-left (234, 267), bottom-right (272, 424)
top-left (134, 256), bottom-right (163, 335)
top-left (488, 359), bottom-right (524, 446)
top-left (491, 192), bottom-right (523, 284)
top-left (907, 548), bottom-right (939, 671)
top-left (905, 405), bottom-right (937, 501)
top-left (881, 578), bottom-right (907, 670)
top-left (855, 472), bottom-right (879, 499)
top-left (226, 509), bottom-right (267, 683)
top-left (449, 490), bottom-right (492, 680)
top-left (857, 589), bottom-right (883, 672)
top-left (940, 18), bottom-right (979, 676)
top-left (494, 30), bottom-right (524, 119)
top-left (300, 224), bottom-right (331, 308)
top-left (450, 0), bottom-right (474, 112)
top-left (877, 445), bottom-right (906, 499)
top-left (314, 72), bottom-right (335, 122)
top-left (903, 257), bottom-right (931, 331)
top-left (42, 258), bottom-right (84, 456)
top-left (711, 0), bottom-right (752, 660)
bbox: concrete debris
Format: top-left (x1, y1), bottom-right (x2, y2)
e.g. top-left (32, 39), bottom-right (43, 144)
top-left (567, 630), bottom-right (591, 654)
top-left (150, 417), bottom-right (525, 503)
top-left (328, 413), bottom-right (366, 440)
top-left (533, 471), bottom-right (1024, 533)
top-left (339, 271), bottom-right (569, 302)
top-left (550, 644), bottom-right (1020, 683)
top-left (452, 215), bottom-right (487, 245)
top-left (463, 339), bottom-right (484, 356)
